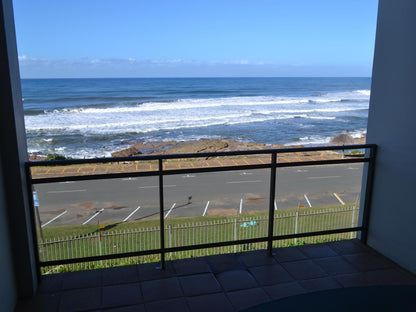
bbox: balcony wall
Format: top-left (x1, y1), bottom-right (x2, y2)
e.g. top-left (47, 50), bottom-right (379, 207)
top-left (366, 0), bottom-right (416, 273)
top-left (0, 156), bottom-right (17, 311)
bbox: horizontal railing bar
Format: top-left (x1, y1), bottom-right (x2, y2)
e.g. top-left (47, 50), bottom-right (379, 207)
top-left (39, 226), bottom-right (361, 267)
top-left (31, 157), bottom-right (370, 184)
top-left (28, 144), bottom-right (375, 167)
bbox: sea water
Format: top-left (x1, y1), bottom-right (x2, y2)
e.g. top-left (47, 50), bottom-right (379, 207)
top-left (22, 77), bottom-right (370, 158)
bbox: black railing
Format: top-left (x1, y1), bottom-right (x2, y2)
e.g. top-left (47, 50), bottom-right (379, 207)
top-left (26, 144), bottom-right (376, 272)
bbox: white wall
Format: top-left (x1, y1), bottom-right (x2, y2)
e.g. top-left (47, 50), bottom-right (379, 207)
top-left (0, 157), bottom-right (17, 312)
top-left (366, 0), bottom-right (416, 273)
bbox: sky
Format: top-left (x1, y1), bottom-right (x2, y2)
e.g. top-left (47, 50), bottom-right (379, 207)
top-left (13, 0), bottom-right (379, 78)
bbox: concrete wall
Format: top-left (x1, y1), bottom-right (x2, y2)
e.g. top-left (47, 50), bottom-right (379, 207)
top-left (366, 0), bottom-right (416, 273)
top-left (0, 157), bottom-right (17, 311)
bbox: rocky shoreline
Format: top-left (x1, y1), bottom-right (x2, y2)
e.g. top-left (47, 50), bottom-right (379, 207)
top-left (29, 133), bottom-right (366, 160)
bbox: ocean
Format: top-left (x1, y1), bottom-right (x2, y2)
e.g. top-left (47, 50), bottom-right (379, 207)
top-left (22, 77), bottom-right (370, 159)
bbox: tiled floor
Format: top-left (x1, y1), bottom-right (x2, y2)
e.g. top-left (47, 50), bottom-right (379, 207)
top-left (16, 240), bottom-right (416, 312)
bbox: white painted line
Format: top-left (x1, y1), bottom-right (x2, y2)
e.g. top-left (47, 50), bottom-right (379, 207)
top-left (306, 176), bottom-right (341, 180)
top-left (226, 180), bottom-right (262, 184)
top-left (123, 206), bottom-right (141, 222)
top-left (296, 169), bottom-right (308, 173)
top-left (239, 172), bottom-right (253, 175)
top-left (138, 185), bottom-right (176, 189)
top-left (59, 181), bottom-right (75, 184)
top-left (41, 210), bottom-right (67, 227)
top-left (304, 194), bottom-right (312, 207)
top-left (333, 193), bottom-right (346, 205)
top-left (346, 167), bottom-right (360, 170)
top-left (47, 189), bottom-right (86, 194)
top-left (122, 177), bottom-right (137, 181)
top-left (203, 201), bottom-right (210, 216)
top-left (239, 198), bottom-right (243, 214)
top-left (182, 174), bottom-right (195, 178)
top-left (82, 208), bottom-right (104, 225)
top-left (165, 203), bottom-right (176, 218)
top-left (274, 200), bottom-right (278, 211)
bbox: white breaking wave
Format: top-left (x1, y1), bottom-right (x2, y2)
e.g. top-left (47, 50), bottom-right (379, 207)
top-left (25, 90), bottom-right (369, 135)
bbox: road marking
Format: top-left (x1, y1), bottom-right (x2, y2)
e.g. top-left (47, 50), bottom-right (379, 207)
top-left (77, 167), bottom-right (82, 173)
top-left (123, 206), bottom-right (141, 222)
top-left (258, 158), bottom-right (265, 164)
top-left (165, 203), bottom-right (176, 218)
top-left (346, 167), bottom-right (360, 170)
top-left (82, 208), bottom-right (104, 225)
top-left (203, 201), bottom-right (210, 216)
top-left (122, 177), bottom-right (137, 181)
top-left (59, 181), bottom-right (75, 184)
top-left (296, 169), bottom-right (308, 173)
top-left (182, 174), bottom-right (195, 178)
top-left (138, 185), bottom-right (176, 189)
top-left (239, 198), bottom-right (243, 214)
top-left (333, 193), bottom-right (346, 205)
top-left (274, 200), bottom-right (278, 211)
top-left (226, 180), bottom-right (262, 184)
top-left (232, 160), bottom-right (239, 166)
top-left (306, 176), bottom-right (341, 180)
top-left (217, 160), bottom-right (224, 166)
top-left (41, 210), bottom-right (67, 227)
top-left (243, 159), bottom-right (250, 165)
top-left (304, 194), bottom-right (312, 207)
top-left (47, 189), bottom-right (86, 194)
top-left (239, 172), bottom-right (253, 176)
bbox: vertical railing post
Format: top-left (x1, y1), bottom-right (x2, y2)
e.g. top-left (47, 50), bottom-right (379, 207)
top-left (267, 152), bottom-right (277, 256)
top-left (360, 145), bottom-right (377, 244)
top-left (158, 159), bottom-right (166, 269)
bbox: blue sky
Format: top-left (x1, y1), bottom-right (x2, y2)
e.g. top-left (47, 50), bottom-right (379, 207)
top-left (13, 0), bottom-right (378, 78)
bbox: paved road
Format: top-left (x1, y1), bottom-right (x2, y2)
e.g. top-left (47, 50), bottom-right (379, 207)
top-left (34, 164), bottom-right (364, 226)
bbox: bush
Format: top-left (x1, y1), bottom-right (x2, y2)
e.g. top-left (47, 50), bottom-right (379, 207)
top-left (44, 153), bottom-right (69, 161)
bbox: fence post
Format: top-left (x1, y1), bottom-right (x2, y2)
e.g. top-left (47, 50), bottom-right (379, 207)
top-left (294, 210), bottom-right (299, 245)
top-left (267, 152), bottom-right (277, 256)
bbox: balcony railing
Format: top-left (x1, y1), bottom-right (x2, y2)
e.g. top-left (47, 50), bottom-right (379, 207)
top-left (25, 144), bottom-right (376, 274)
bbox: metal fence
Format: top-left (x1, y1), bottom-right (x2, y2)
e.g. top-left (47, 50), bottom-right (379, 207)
top-left (39, 205), bottom-right (358, 273)
top-left (27, 144), bottom-right (376, 274)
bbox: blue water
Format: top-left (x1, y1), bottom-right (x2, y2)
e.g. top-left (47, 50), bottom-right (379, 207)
top-left (22, 77), bottom-right (370, 158)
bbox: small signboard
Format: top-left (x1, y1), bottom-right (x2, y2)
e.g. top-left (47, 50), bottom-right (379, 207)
top-left (299, 204), bottom-right (305, 208)
top-left (33, 191), bottom-right (39, 207)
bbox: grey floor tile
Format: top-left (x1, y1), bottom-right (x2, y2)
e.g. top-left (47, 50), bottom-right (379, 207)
top-left (281, 260), bottom-right (327, 280)
top-left (102, 283), bottom-right (143, 308)
top-left (263, 282), bottom-right (306, 300)
top-left (62, 270), bottom-right (102, 290)
top-left (104, 304), bottom-right (145, 312)
top-left (38, 274), bottom-right (63, 294)
top-left (204, 254), bottom-right (244, 273)
top-left (343, 253), bottom-right (394, 271)
top-left (364, 268), bottom-right (416, 286)
top-left (249, 264), bottom-right (294, 286)
top-left (179, 273), bottom-right (221, 296)
top-left (141, 277), bottom-right (183, 302)
top-left (328, 239), bottom-right (373, 255)
top-left (173, 258), bottom-right (211, 276)
top-left (299, 276), bottom-right (342, 292)
top-left (137, 262), bottom-right (176, 281)
top-left (145, 298), bottom-right (189, 312)
top-left (60, 287), bottom-right (101, 312)
top-left (314, 256), bottom-right (359, 275)
top-left (15, 293), bottom-right (60, 312)
top-left (239, 250), bottom-right (277, 267)
top-left (186, 293), bottom-right (234, 312)
top-left (273, 247), bottom-right (307, 263)
top-left (226, 287), bottom-right (270, 311)
top-left (335, 272), bottom-right (372, 288)
top-left (102, 265), bottom-right (139, 286)
top-left (297, 243), bottom-right (338, 258)
top-left (216, 269), bottom-right (258, 291)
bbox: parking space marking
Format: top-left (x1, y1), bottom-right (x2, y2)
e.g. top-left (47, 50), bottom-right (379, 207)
top-left (82, 208), bottom-right (104, 225)
top-left (138, 185), bottom-right (176, 189)
top-left (123, 206), bottom-right (141, 222)
top-left (41, 210), bottom-right (67, 227)
top-left (333, 193), bottom-right (346, 205)
top-left (203, 201), bottom-right (210, 216)
top-left (165, 203), bottom-right (176, 218)
top-left (304, 194), bottom-right (312, 207)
